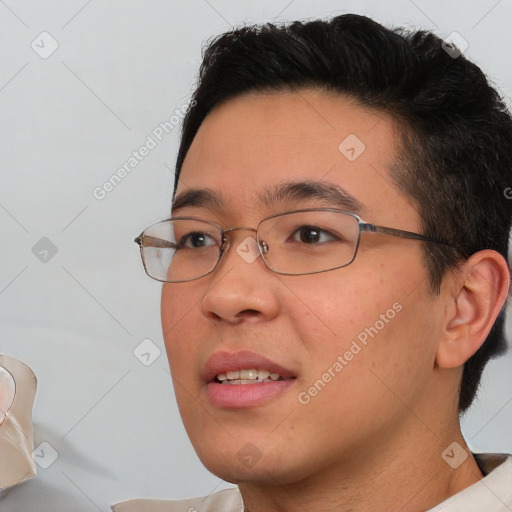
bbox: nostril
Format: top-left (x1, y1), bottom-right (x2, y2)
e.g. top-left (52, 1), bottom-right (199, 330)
top-left (240, 309), bottom-right (260, 316)
top-left (233, 309), bottom-right (262, 321)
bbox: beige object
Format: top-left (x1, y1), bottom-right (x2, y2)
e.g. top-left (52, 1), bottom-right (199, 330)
top-left (0, 354), bottom-right (37, 499)
top-left (111, 488), bottom-right (244, 512)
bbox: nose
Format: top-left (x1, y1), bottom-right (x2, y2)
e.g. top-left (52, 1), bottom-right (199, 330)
top-left (200, 230), bottom-right (280, 325)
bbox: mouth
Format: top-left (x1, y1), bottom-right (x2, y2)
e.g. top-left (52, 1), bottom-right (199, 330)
top-left (203, 350), bottom-right (297, 408)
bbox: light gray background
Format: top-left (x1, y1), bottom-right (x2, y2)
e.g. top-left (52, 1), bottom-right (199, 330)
top-left (1, 1), bottom-right (511, 510)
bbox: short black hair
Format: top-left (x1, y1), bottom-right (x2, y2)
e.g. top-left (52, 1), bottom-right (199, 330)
top-left (174, 14), bottom-right (512, 412)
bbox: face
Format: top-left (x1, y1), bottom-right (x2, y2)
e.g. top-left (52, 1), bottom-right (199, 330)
top-left (161, 90), bottom-right (444, 485)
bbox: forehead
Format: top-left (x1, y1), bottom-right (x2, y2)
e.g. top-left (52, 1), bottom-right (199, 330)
top-left (177, 89), bottom-right (419, 228)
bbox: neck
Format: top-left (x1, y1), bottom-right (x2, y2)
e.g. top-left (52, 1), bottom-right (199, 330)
top-left (239, 423), bottom-right (483, 512)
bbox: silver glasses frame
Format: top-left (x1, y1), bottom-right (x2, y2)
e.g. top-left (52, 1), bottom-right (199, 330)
top-left (134, 208), bottom-right (453, 282)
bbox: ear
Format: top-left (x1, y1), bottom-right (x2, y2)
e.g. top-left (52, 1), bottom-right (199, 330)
top-left (436, 250), bottom-right (510, 369)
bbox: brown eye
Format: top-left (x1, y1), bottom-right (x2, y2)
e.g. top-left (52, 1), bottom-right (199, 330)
top-left (291, 226), bottom-right (338, 244)
top-left (179, 232), bottom-right (217, 249)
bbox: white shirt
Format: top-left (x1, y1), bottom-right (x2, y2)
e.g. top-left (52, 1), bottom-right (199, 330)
top-left (111, 454), bottom-right (512, 512)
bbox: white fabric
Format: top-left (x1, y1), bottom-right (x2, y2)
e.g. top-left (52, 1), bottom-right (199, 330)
top-left (429, 454), bottom-right (512, 511)
top-left (112, 454), bottom-right (512, 512)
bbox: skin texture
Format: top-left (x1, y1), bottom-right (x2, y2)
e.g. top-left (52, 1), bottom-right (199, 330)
top-left (161, 89), bottom-right (509, 512)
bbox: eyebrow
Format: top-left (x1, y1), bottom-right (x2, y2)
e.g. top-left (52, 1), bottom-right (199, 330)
top-left (171, 180), bottom-right (364, 215)
top-left (171, 188), bottom-right (224, 214)
top-left (261, 180), bottom-right (364, 214)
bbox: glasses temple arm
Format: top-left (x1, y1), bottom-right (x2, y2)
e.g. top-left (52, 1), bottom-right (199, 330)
top-left (134, 235), bottom-right (178, 249)
top-left (360, 223), bottom-right (451, 246)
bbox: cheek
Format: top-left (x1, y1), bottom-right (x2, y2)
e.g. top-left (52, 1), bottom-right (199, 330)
top-left (161, 286), bottom-right (207, 436)
top-left (287, 265), bottom-right (403, 346)
top-left (161, 284), bottom-right (203, 377)
top-left (285, 292), bottom-right (437, 459)
top-left (290, 261), bottom-right (437, 396)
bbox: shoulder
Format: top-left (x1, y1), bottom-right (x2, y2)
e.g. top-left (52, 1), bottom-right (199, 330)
top-left (111, 487), bottom-right (244, 512)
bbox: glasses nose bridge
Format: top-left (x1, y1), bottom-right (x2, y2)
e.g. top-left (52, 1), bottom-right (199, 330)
top-left (222, 225), bottom-right (257, 243)
top-left (220, 226), bottom-right (261, 258)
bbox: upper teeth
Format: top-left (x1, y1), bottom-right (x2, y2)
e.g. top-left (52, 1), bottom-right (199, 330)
top-left (216, 369), bottom-right (281, 382)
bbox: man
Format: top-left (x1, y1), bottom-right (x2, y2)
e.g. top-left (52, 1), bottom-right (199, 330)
top-left (119, 13), bottom-right (512, 512)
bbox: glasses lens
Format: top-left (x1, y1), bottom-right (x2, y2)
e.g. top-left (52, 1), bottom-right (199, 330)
top-left (141, 219), bottom-right (223, 282)
top-left (258, 210), bottom-right (360, 275)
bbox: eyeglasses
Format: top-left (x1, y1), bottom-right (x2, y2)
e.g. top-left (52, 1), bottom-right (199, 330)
top-left (134, 208), bottom-right (451, 283)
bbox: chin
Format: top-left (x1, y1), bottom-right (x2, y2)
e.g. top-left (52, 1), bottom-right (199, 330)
top-left (203, 458), bottom-right (270, 484)
top-left (184, 425), bottom-right (277, 481)
top-left (189, 429), bottom-right (315, 488)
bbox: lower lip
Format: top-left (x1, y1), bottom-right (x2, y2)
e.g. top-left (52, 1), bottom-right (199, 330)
top-left (206, 380), bottom-right (295, 408)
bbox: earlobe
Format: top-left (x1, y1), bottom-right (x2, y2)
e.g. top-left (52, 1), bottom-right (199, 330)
top-left (436, 250), bottom-right (510, 369)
